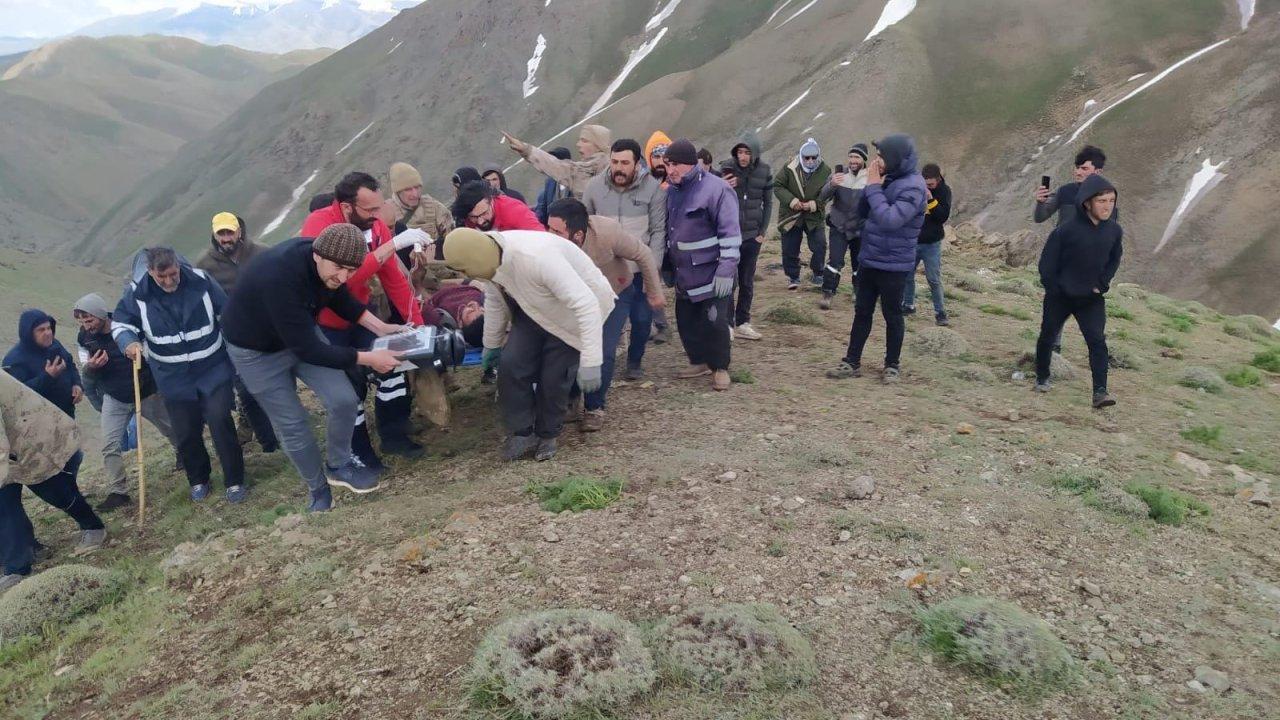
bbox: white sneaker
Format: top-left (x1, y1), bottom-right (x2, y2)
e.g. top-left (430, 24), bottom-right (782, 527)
top-left (736, 323), bottom-right (762, 341)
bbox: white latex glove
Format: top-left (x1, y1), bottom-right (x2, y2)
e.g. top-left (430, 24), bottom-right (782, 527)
top-left (712, 275), bottom-right (735, 298)
top-left (392, 228), bottom-right (433, 251)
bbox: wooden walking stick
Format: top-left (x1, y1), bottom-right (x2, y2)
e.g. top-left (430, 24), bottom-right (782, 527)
top-left (131, 352), bottom-right (147, 523)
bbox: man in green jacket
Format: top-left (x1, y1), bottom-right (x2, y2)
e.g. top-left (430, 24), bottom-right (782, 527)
top-left (774, 138), bottom-right (832, 289)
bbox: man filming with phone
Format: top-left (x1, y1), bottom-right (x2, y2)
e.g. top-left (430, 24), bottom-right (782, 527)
top-left (1034, 145), bottom-right (1115, 226)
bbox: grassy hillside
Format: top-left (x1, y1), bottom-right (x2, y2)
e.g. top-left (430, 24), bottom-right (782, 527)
top-left (2, 238), bottom-right (1277, 719)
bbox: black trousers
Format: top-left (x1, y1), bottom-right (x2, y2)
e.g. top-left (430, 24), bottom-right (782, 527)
top-left (1036, 293), bottom-right (1109, 393)
top-left (498, 310), bottom-right (580, 439)
top-left (842, 267), bottom-right (908, 369)
top-left (676, 294), bottom-right (732, 371)
top-left (165, 380), bottom-right (244, 488)
top-left (0, 452), bottom-right (103, 575)
top-left (321, 324), bottom-right (414, 455)
top-left (781, 222), bottom-right (827, 282)
top-left (729, 239), bottom-right (762, 326)
top-left (822, 227), bottom-right (860, 294)
top-left (234, 375), bottom-right (278, 449)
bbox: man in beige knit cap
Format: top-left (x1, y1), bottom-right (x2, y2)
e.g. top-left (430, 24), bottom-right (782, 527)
top-left (383, 161), bottom-right (454, 269)
top-left (502, 124), bottom-right (612, 199)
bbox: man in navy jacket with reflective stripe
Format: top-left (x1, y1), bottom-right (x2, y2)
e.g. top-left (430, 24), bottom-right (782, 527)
top-left (113, 247), bottom-right (246, 504)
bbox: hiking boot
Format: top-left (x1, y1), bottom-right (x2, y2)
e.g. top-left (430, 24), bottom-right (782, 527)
top-left (735, 323), bottom-right (762, 341)
top-left (1034, 380), bottom-right (1052, 393)
top-left (502, 434), bottom-right (539, 462)
top-left (935, 314), bottom-right (951, 327)
top-left (624, 363), bottom-right (644, 381)
top-left (73, 528), bottom-right (106, 556)
top-left (581, 409), bottom-right (605, 433)
top-left (95, 492), bottom-right (131, 513)
top-left (826, 362), bottom-right (862, 379)
top-left (307, 485), bottom-right (333, 513)
top-left (190, 483), bottom-right (211, 502)
top-left (818, 293), bottom-right (833, 310)
top-left (810, 273), bottom-right (824, 287)
top-left (535, 437), bottom-right (558, 462)
top-left (787, 278), bottom-right (800, 291)
top-left (325, 460), bottom-right (381, 494)
top-left (381, 437), bottom-right (425, 459)
top-left (902, 305), bottom-right (917, 316)
top-left (1092, 392), bottom-right (1117, 409)
top-left (712, 369), bottom-right (731, 391)
top-left (0, 574), bottom-right (25, 595)
top-left (651, 325), bottom-right (670, 344)
top-left (225, 485), bottom-right (249, 504)
top-left (677, 364), bottom-right (712, 379)
top-left (882, 367), bottom-right (901, 384)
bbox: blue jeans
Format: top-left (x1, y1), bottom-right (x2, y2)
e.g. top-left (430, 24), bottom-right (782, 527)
top-left (585, 279), bottom-right (638, 411)
top-left (904, 242), bottom-right (946, 318)
top-left (627, 273), bottom-right (652, 367)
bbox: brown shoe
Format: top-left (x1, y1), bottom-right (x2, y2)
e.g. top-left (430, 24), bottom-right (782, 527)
top-left (677, 364), bottom-right (712, 379)
top-left (712, 369), bottom-right (731, 391)
top-left (580, 409), bottom-right (605, 432)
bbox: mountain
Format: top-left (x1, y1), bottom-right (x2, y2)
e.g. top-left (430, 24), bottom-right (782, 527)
top-left (0, 35), bottom-right (327, 253)
top-left (70, 0), bottom-right (418, 53)
top-left (81, 0), bottom-right (1280, 320)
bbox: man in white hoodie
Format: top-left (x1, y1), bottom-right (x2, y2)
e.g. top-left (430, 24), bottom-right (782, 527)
top-left (442, 228), bottom-right (614, 462)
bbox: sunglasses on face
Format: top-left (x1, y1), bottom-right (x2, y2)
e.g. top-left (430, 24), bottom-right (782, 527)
top-left (802, 155), bottom-right (819, 161)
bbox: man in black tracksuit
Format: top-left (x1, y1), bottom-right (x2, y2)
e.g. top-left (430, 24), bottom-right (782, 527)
top-left (1035, 173), bottom-right (1123, 409)
top-left (719, 131), bottom-right (773, 340)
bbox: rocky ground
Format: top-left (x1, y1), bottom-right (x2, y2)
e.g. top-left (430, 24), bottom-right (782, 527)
top-left (3, 235), bottom-right (1279, 720)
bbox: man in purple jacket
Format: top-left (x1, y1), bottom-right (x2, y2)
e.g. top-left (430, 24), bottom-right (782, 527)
top-left (827, 133), bottom-right (926, 384)
top-left (663, 139), bottom-right (742, 391)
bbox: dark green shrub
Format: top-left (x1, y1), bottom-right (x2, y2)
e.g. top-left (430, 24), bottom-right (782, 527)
top-left (528, 477), bottom-right (624, 513)
top-left (1124, 484), bottom-right (1210, 526)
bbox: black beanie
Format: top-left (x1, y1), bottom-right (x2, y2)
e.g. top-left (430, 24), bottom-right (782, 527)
top-left (849, 143), bottom-right (869, 162)
top-left (665, 139), bottom-right (698, 166)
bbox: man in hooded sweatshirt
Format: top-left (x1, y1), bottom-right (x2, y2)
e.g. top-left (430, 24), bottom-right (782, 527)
top-left (1035, 174), bottom-right (1123, 409)
top-left (664, 139), bottom-right (742, 392)
top-left (719, 132), bottom-right (773, 341)
top-left (482, 164), bottom-right (527, 204)
top-left (827, 134), bottom-right (927, 384)
top-left (503, 124), bottom-right (611, 199)
top-left (775, 138), bottom-right (833, 289)
top-left (583, 138), bottom-right (667, 379)
top-left (903, 163), bottom-right (953, 325)
top-left (442, 227), bottom-right (613, 462)
top-left (196, 212), bottom-right (278, 452)
top-left (818, 144), bottom-right (870, 308)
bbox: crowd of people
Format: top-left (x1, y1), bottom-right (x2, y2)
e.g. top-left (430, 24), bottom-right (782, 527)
top-left (0, 122), bottom-right (1124, 592)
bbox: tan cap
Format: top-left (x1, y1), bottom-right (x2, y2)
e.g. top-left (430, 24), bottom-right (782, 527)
top-left (211, 212), bottom-right (239, 234)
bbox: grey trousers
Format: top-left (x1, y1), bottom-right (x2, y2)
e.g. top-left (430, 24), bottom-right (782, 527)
top-left (227, 342), bottom-right (359, 493)
top-left (101, 393), bottom-right (176, 495)
top-left (498, 311), bottom-right (580, 439)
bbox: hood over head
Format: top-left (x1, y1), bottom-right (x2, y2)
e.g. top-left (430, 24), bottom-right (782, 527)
top-left (873, 133), bottom-right (918, 177)
top-left (730, 130), bottom-right (763, 168)
top-left (798, 137), bottom-right (822, 173)
top-left (481, 163), bottom-right (510, 190)
top-left (579, 125), bottom-right (612, 156)
top-left (1076, 173), bottom-right (1118, 215)
top-left (17, 309), bottom-right (56, 352)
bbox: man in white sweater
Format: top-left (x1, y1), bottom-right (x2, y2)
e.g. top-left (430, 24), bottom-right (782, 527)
top-left (442, 228), bottom-right (614, 461)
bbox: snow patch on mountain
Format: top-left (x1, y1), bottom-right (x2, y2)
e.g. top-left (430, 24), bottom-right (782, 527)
top-left (778, 0), bottom-right (821, 29)
top-left (587, 27), bottom-right (668, 117)
top-left (1127, 73), bottom-right (1147, 82)
top-left (767, 0), bottom-right (796, 24)
top-left (523, 34), bottom-right (547, 98)
top-left (335, 121), bottom-right (375, 155)
top-left (387, 40), bottom-right (402, 55)
top-left (263, 168), bottom-right (319, 236)
top-left (1238, 0), bottom-right (1255, 30)
top-left (1083, 98), bottom-right (1097, 112)
top-left (865, 0), bottom-right (916, 41)
top-left (765, 87), bottom-right (813, 130)
top-left (1068, 38), bottom-right (1231, 144)
top-left (645, 0), bottom-right (683, 32)
top-left (1156, 157), bottom-right (1228, 253)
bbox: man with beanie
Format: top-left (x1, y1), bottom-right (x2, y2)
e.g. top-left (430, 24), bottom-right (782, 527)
top-left (223, 224), bottom-right (408, 511)
top-left (903, 163), bottom-right (952, 325)
top-left (442, 227), bottom-right (613, 462)
top-left (1035, 174), bottom-right (1123, 409)
top-left (196, 212), bottom-right (278, 452)
top-left (818, 144), bottom-right (869, 308)
top-left (386, 161), bottom-right (454, 259)
top-left (302, 171), bottom-right (426, 467)
top-left (503, 124), bottom-right (612, 199)
top-left (583, 137), bottom-right (667, 380)
top-left (534, 147), bottom-right (573, 226)
top-left (546, 198), bottom-right (664, 431)
top-left (112, 247), bottom-right (247, 503)
top-left (454, 180), bottom-right (544, 233)
top-left (719, 131), bottom-right (773, 340)
top-left (775, 137), bottom-right (832, 289)
top-left (827, 134), bottom-right (927, 384)
top-left (663, 138), bottom-right (742, 391)
top-left (482, 164), bottom-right (527, 204)
top-left (72, 293), bottom-right (178, 512)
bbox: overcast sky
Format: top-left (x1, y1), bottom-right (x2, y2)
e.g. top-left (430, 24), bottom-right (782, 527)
top-left (0, 0), bottom-right (395, 38)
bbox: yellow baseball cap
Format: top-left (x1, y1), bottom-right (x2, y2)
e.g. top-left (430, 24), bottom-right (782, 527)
top-left (211, 212), bottom-right (239, 234)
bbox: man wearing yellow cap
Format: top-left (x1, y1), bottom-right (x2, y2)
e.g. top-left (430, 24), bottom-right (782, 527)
top-left (442, 227), bottom-right (613, 462)
top-left (196, 211), bottom-right (278, 453)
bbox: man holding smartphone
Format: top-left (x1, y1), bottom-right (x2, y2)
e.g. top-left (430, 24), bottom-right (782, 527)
top-left (1034, 145), bottom-right (1113, 226)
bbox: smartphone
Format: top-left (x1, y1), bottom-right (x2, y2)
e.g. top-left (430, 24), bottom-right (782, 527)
top-left (1040, 175), bottom-right (1052, 189)
top-left (834, 164), bottom-right (845, 173)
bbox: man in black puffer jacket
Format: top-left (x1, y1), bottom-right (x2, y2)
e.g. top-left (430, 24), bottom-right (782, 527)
top-left (720, 131), bottom-right (773, 341)
top-left (1035, 173), bottom-right (1123, 409)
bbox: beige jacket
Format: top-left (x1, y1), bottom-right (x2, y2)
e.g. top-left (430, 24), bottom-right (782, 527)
top-left (482, 230), bottom-right (615, 368)
top-left (390, 192), bottom-right (454, 240)
top-left (524, 146), bottom-right (608, 199)
top-left (580, 216), bottom-right (663, 300)
top-left (0, 372), bottom-right (80, 488)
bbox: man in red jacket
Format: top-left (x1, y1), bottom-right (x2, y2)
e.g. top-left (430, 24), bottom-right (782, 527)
top-left (300, 171), bottom-right (426, 466)
top-left (452, 180), bottom-right (544, 232)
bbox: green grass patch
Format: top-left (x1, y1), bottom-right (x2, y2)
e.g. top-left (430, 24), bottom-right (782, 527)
top-left (1179, 424), bottom-right (1224, 449)
top-left (1154, 335), bottom-right (1183, 349)
top-left (729, 367), bottom-right (756, 384)
top-left (978, 304), bottom-right (1032, 321)
top-left (1225, 366), bottom-right (1262, 388)
top-left (765, 538), bottom-right (787, 557)
top-left (1106, 304), bottom-right (1134, 321)
top-left (1165, 315), bottom-right (1195, 333)
top-left (1124, 484), bottom-right (1210, 526)
top-left (527, 476), bottom-right (624, 513)
top-left (1251, 347), bottom-right (1280, 373)
top-left (763, 303), bottom-right (821, 326)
